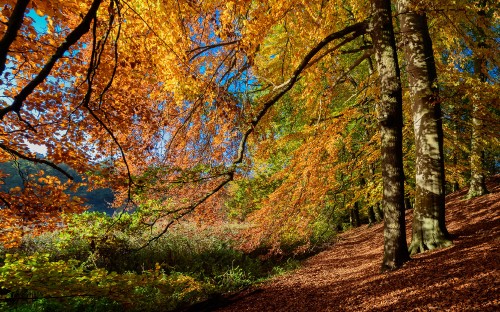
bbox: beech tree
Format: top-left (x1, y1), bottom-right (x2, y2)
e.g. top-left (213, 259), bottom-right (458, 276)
top-left (1, 0), bottom-right (411, 270)
top-left (0, 0), bottom-right (105, 246)
top-left (430, 0), bottom-right (499, 198)
top-left (370, 0), bottom-right (409, 271)
top-left (397, 1), bottom-right (453, 255)
top-left (1, 0), bottom-right (496, 272)
top-left (466, 0), bottom-right (493, 199)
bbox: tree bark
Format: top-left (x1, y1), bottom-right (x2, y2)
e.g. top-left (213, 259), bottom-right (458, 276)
top-left (404, 197), bottom-right (412, 210)
top-left (450, 104), bottom-right (461, 194)
top-left (397, 1), bottom-right (453, 255)
top-left (370, 0), bottom-right (410, 271)
top-left (468, 108), bottom-right (489, 198)
top-left (373, 202), bottom-right (384, 222)
top-left (350, 202), bottom-right (361, 227)
top-left (0, 0), bottom-right (30, 76)
top-left (467, 1), bottom-right (490, 199)
top-left (368, 205), bottom-right (376, 225)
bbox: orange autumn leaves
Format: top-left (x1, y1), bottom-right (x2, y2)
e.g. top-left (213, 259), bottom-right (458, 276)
top-left (1, 0), bottom-right (498, 251)
top-left (0, 172), bottom-right (86, 248)
top-left (0, 0), bottom-right (244, 246)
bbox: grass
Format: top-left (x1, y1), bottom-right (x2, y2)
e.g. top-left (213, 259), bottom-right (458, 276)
top-left (0, 213), bottom-right (308, 312)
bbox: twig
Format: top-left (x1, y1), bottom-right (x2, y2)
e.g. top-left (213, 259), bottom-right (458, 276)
top-left (0, 0), bottom-right (30, 76)
top-left (0, 0), bottom-right (103, 121)
top-left (0, 143), bottom-right (74, 180)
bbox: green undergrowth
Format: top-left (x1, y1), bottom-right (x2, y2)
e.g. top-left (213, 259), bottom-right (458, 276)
top-left (0, 212), bottom-right (306, 312)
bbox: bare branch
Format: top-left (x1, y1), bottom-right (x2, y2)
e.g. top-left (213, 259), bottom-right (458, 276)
top-left (234, 20), bottom-right (369, 164)
top-left (85, 107), bottom-right (134, 196)
top-left (98, 0), bottom-right (122, 108)
top-left (305, 30), bottom-right (367, 70)
top-left (341, 45), bottom-right (373, 54)
top-left (0, 143), bottom-right (74, 180)
top-left (135, 173), bottom-right (232, 250)
top-left (0, 195), bottom-right (11, 208)
top-left (80, 12), bottom-right (134, 202)
top-left (137, 19), bottom-right (370, 247)
top-left (188, 40), bottom-right (240, 61)
top-left (332, 48), bottom-right (374, 87)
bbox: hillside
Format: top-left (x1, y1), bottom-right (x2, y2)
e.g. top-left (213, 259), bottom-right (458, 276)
top-left (204, 176), bottom-right (499, 311)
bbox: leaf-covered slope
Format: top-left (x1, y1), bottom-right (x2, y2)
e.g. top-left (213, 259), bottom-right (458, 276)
top-left (212, 175), bottom-right (499, 311)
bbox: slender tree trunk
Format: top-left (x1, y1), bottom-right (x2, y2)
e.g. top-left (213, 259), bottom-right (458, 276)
top-left (373, 202), bottom-right (384, 222)
top-left (467, 1), bottom-right (490, 198)
top-left (468, 107), bottom-right (489, 198)
top-left (450, 104), bottom-right (461, 193)
top-left (404, 197), bottom-right (412, 210)
top-left (368, 205), bottom-right (376, 225)
top-left (452, 181), bottom-right (460, 192)
top-left (398, 1), bottom-right (453, 255)
top-left (368, 164), bottom-right (383, 223)
top-left (350, 202), bottom-right (361, 227)
top-left (371, 0), bottom-right (410, 271)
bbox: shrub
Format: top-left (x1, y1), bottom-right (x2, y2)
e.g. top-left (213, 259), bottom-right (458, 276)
top-left (0, 253), bottom-right (205, 312)
top-left (1, 210), bottom-right (324, 311)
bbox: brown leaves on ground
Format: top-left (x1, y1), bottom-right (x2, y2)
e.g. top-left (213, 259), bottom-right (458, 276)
top-left (213, 175), bottom-right (500, 311)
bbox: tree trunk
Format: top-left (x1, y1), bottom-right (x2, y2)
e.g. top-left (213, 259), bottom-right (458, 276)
top-left (368, 205), bottom-right (376, 225)
top-left (468, 116), bottom-right (489, 198)
top-left (371, 0), bottom-right (410, 271)
top-left (404, 197), bottom-right (412, 210)
top-left (450, 111), bottom-right (461, 194)
top-left (350, 202), bottom-right (361, 227)
top-left (467, 1), bottom-right (490, 199)
top-left (373, 202), bottom-right (384, 222)
top-left (452, 181), bottom-right (460, 193)
top-left (397, 1), bottom-right (453, 255)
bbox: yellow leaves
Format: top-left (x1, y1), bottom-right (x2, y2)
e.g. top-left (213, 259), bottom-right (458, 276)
top-left (0, 5), bottom-right (11, 24)
top-left (34, 8), bottom-right (44, 17)
top-left (0, 170), bottom-right (88, 248)
top-left (9, 186), bottom-right (21, 193)
top-left (225, 1), bottom-right (235, 11)
top-left (0, 228), bottom-right (23, 249)
top-left (0, 0), bottom-right (403, 257)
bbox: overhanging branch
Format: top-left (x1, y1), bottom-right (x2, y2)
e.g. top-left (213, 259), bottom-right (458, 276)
top-left (0, 0), bottom-right (30, 76)
top-left (0, 0), bottom-right (103, 121)
top-left (0, 143), bottom-right (74, 180)
top-left (138, 19), bottom-right (371, 248)
top-left (188, 40), bottom-right (240, 61)
top-left (234, 19), bottom-right (369, 165)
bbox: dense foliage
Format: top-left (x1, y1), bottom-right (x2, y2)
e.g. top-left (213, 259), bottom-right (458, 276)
top-left (0, 0), bottom-right (498, 310)
top-left (1, 211), bottom-right (302, 311)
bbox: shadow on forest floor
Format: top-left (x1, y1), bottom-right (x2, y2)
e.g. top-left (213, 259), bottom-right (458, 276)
top-left (184, 175), bottom-right (499, 312)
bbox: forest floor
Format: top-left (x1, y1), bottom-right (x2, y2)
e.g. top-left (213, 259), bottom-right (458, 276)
top-left (200, 175), bottom-right (499, 311)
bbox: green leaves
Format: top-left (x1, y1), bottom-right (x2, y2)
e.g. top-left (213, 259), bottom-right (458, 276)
top-left (0, 252), bottom-right (204, 309)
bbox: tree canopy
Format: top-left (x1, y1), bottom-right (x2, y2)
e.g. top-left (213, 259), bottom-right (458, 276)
top-left (0, 0), bottom-right (498, 263)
